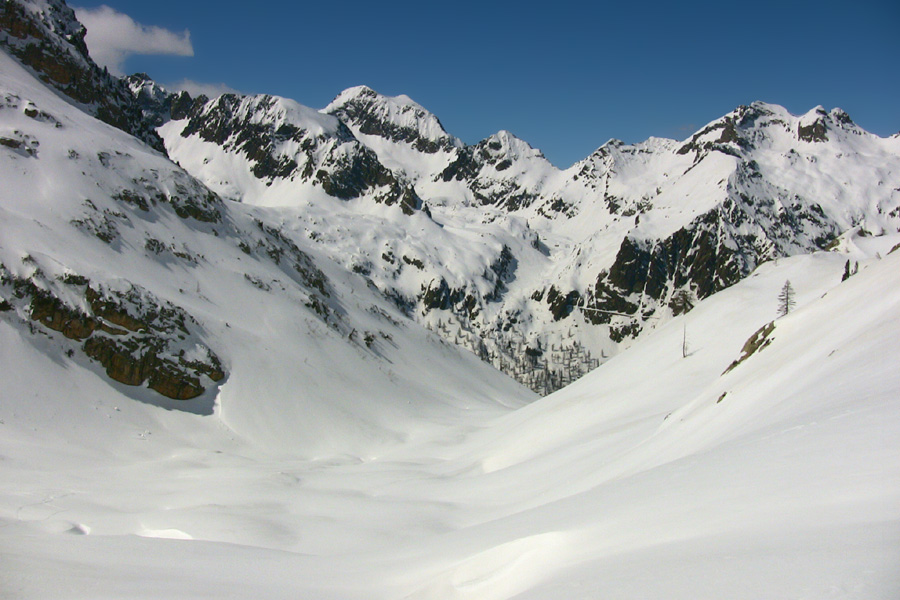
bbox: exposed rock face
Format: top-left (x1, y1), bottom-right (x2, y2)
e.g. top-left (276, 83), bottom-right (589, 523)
top-left (144, 88), bottom-right (425, 214)
top-left (124, 73), bottom-right (186, 126)
top-left (0, 0), bottom-right (165, 152)
top-left (797, 107), bottom-right (829, 143)
top-left (439, 131), bottom-right (551, 209)
top-left (114, 67), bottom-right (900, 395)
top-left (4, 269), bottom-right (224, 400)
top-left (68, 152), bottom-right (224, 240)
top-left (675, 104), bottom-right (763, 158)
top-left (724, 321), bottom-right (775, 374)
top-left (325, 85), bottom-right (460, 154)
top-left (155, 92), bottom-right (899, 394)
top-left (581, 213), bottom-right (744, 330)
top-left (244, 217), bottom-right (333, 303)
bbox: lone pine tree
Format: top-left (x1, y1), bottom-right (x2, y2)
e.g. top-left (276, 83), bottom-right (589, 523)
top-left (670, 289), bottom-right (696, 316)
top-left (778, 280), bottom-right (796, 317)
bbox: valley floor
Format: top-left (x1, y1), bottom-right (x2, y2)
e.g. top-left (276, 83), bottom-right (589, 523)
top-left (2, 247), bottom-right (900, 599)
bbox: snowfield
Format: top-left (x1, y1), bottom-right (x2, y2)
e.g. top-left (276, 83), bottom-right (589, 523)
top-left (2, 3), bottom-right (900, 596)
top-left (2, 216), bottom-right (899, 598)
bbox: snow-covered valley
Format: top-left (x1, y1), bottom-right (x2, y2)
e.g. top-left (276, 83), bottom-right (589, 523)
top-left (2, 1), bottom-right (899, 598)
top-left (4, 221), bottom-right (899, 599)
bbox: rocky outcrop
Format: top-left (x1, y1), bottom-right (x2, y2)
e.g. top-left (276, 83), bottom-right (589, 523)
top-left (3, 268), bottom-right (224, 400)
top-left (676, 105), bottom-right (758, 158)
top-left (579, 213), bottom-right (743, 333)
top-left (149, 90), bottom-right (425, 213)
top-left (439, 132), bottom-right (547, 209)
top-left (797, 108), bottom-right (829, 143)
top-left (724, 321), bottom-right (775, 374)
top-left (324, 85), bottom-right (460, 154)
top-left (116, 79), bottom-right (900, 396)
top-left (0, 0), bottom-right (165, 152)
top-left (124, 73), bottom-right (188, 126)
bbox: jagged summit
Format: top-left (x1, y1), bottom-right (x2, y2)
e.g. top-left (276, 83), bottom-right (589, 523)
top-left (481, 129), bottom-right (547, 162)
top-left (327, 84), bottom-right (418, 111)
top-left (0, 38), bottom-right (525, 441)
top-left (4, 0), bottom-right (899, 395)
top-left (152, 89), bottom-right (424, 213)
top-left (204, 92), bottom-right (348, 139)
top-left (579, 136), bottom-right (680, 166)
top-left (145, 82), bottom-right (900, 393)
top-left (1, 0), bottom-right (165, 151)
top-left (795, 104), bottom-right (864, 142)
top-left (324, 84), bottom-right (461, 154)
top-left (676, 101), bottom-right (870, 157)
top-left (125, 73), bottom-right (169, 103)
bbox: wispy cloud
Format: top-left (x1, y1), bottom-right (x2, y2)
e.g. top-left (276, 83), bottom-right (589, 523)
top-left (74, 5), bottom-right (193, 75)
top-left (168, 79), bottom-right (241, 99)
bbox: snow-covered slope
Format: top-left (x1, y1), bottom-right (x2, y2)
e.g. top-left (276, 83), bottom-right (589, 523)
top-left (0, 0), bottom-right (164, 150)
top-left (144, 83), bottom-right (424, 218)
top-left (4, 229), bottom-right (898, 599)
top-left (149, 77), bottom-right (900, 393)
top-left (2, 2), bottom-right (899, 597)
top-left (0, 46), bottom-right (531, 458)
top-left (325, 85), bottom-right (461, 155)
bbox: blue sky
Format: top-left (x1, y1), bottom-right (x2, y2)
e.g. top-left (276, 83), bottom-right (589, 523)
top-left (73, 0), bottom-right (899, 167)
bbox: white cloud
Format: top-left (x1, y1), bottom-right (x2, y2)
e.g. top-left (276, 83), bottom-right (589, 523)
top-left (168, 79), bottom-right (241, 99)
top-left (74, 5), bottom-right (193, 75)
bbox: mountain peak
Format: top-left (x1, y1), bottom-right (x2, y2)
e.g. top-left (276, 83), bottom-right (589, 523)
top-left (328, 85), bottom-right (424, 109)
top-left (796, 104), bottom-right (861, 143)
top-left (675, 101), bottom-right (799, 157)
top-left (480, 130), bottom-right (547, 163)
top-left (328, 84), bottom-right (379, 104)
top-left (324, 85), bottom-right (460, 154)
top-left (124, 73), bottom-right (169, 104)
top-left (1, 0), bottom-right (165, 152)
top-left (232, 93), bottom-right (347, 139)
top-left (829, 107), bottom-right (852, 124)
top-left (583, 137), bottom-right (678, 165)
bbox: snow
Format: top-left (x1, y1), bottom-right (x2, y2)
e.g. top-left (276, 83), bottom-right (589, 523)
top-left (4, 113), bottom-right (900, 597)
top-left (0, 48), bottom-right (530, 457)
top-left (154, 77), bottom-right (900, 392)
top-left (3, 27), bottom-right (900, 598)
top-left (4, 241), bottom-right (900, 598)
top-left (324, 84), bottom-right (461, 149)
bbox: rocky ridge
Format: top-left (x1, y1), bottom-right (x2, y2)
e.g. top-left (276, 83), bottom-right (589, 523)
top-left (4, 0), bottom-right (899, 396)
top-left (324, 85), bottom-right (461, 155)
top-left (130, 77), bottom-right (424, 215)
top-left (0, 0), bottom-right (165, 151)
top-left (152, 86), bottom-right (900, 393)
top-left (0, 41), bottom-right (348, 402)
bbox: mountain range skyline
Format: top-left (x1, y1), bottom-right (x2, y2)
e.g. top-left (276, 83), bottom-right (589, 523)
top-left (72, 0), bottom-right (900, 168)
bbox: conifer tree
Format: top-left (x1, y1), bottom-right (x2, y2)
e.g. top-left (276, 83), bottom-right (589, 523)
top-left (671, 289), bottom-right (696, 316)
top-left (778, 280), bottom-right (796, 317)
